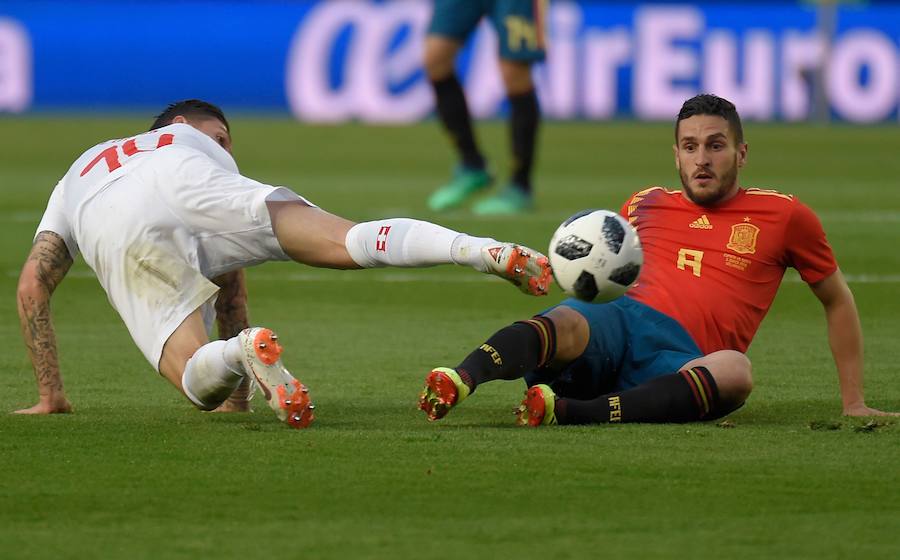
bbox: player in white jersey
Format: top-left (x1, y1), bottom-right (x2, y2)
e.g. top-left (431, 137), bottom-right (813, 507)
top-left (16, 99), bottom-right (552, 429)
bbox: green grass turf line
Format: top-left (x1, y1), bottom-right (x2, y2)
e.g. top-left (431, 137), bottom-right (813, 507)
top-left (0, 117), bottom-right (898, 559)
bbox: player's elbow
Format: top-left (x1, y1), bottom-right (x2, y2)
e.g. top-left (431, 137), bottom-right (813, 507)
top-left (811, 270), bottom-right (854, 309)
top-left (16, 275), bottom-right (50, 315)
top-left (17, 268), bottom-right (48, 297)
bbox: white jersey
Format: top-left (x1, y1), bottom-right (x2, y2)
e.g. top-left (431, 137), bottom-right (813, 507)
top-left (37, 123), bottom-right (239, 260)
top-left (34, 123), bottom-right (310, 369)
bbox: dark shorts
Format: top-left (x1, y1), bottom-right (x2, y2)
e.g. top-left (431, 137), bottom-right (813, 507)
top-left (428, 0), bottom-right (547, 62)
top-left (524, 297), bottom-right (703, 399)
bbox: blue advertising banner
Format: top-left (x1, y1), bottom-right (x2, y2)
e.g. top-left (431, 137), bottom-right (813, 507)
top-left (1, 1), bottom-right (898, 122)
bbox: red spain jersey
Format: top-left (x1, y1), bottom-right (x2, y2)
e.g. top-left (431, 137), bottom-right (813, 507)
top-left (620, 187), bottom-right (837, 354)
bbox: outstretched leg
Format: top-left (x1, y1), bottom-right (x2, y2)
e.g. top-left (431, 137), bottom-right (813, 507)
top-left (417, 302), bottom-right (752, 425)
top-left (266, 201), bottom-right (551, 295)
top-left (418, 317), bottom-right (556, 420)
top-left (418, 306), bottom-right (586, 420)
top-left (521, 350), bottom-right (753, 426)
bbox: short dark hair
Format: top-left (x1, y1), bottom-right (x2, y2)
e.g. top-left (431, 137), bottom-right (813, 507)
top-left (150, 99), bottom-right (229, 132)
top-left (676, 94), bottom-right (743, 144)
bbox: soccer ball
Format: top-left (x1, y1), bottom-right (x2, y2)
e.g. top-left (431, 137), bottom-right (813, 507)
top-left (548, 209), bottom-right (643, 302)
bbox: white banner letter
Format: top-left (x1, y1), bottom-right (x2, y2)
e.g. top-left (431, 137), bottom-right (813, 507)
top-left (0, 18), bottom-right (31, 113)
top-left (634, 7), bottom-right (703, 119)
top-left (703, 30), bottom-right (775, 120)
top-left (827, 30), bottom-right (898, 123)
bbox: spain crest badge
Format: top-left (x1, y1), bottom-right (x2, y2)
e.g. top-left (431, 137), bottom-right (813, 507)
top-left (727, 223), bottom-right (760, 254)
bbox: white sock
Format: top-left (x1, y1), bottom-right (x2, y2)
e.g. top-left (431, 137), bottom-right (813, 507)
top-left (344, 218), bottom-right (494, 270)
top-left (181, 339), bottom-right (245, 410)
top-left (221, 337), bottom-right (245, 373)
top-left (450, 233), bottom-right (495, 272)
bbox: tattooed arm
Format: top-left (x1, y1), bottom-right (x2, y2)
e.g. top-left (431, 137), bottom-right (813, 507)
top-left (15, 231), bottom-right (74, 414)
top-left (212, 269), bottom-right (253, 411)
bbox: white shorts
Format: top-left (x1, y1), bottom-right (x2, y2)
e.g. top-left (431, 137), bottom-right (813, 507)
top-left (74, 146), bottom-right (312, 370)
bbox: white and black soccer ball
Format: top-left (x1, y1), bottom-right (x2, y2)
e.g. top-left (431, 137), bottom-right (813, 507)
top-left (548, 209), bottom-right (643, 302)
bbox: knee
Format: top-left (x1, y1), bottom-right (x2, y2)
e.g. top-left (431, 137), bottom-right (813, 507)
top-left (716, 351), bottom-right (753, 403)
top-left (423, 53), bottom-right (451, 80)
top-left (500, 60), bottom-right (534, 95)
top-left (542, 306), bottom-right (589, 363)
top-left (269, 202), bottom-right (357, 269)
top-left (424, 40), bottom-right (457, 80)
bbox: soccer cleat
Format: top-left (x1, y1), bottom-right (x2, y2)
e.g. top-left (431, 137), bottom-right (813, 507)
top-left (472, 184), bottom-right (534, 215)
top-left (238, 327), bottom-right (315, 429)
top-left (481, 243), bottom-right (552, 296)
top-left (418, 367), bottom-right (471, 421)
top-left (516, 384), bottom-right (558, 427)
top-left (427, 166), bottom-right (492, 211)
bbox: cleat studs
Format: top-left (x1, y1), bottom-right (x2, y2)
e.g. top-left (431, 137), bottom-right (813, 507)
top-left (258, 342), bottom-right (267, 349)
top-left (284, 400), bottom-right (292, 406)
top-left (271, 335), bottom-right (278, 341)
top-left (308, 404), bottom-right (315, 410)
top-left (302, 387), bottom-right (309, 393)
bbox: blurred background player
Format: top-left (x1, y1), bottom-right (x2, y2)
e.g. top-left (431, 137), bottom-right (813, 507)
top-left (419, 94), bottom-right (900, 426)
top-left (15, 99), bottom-right (552, 429)
top-left (424, 0), bottom-right (546, 215)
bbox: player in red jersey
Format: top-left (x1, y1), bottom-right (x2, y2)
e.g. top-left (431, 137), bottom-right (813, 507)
top-left (623, 183), bottom-right (836, 356)
top-left (418, 93), bottom-right (898, 425)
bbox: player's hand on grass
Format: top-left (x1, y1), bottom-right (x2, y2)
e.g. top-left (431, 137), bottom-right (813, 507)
top-left (14, 394), bottom-right (73, 414)
top-left (842, 402), bottom-right (900, 417)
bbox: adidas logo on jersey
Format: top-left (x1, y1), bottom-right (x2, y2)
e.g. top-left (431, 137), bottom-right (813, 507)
top-left (689, 215), bottom-right (713, 229)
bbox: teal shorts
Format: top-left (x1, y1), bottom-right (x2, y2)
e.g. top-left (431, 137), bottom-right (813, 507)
top-left (428, 0), bottom-right (547, 62)
top-left (525, 297), bottom-right (704, 399)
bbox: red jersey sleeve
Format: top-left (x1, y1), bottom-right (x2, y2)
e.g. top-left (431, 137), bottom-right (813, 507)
top-left (784, 200), bottom-right (837, 284)
top-left (618, 196), bottom-right (632, 218)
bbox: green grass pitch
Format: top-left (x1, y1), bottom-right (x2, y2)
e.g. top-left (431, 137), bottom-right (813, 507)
top-left (0, 117), bottom-right (898, 559)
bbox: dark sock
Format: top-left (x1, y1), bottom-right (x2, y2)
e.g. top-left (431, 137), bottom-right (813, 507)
top-left (555, 367), bottom-right (721, 424)
top-left (456, 316), bottom-right (556, 393)
top-left (508, 89), bottom-right (540, 193)
top-left (431, 75), bottom-right (485, 170)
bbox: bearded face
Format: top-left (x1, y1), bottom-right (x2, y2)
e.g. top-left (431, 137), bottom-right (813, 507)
top-left (674, 115), bottom-right (747, 207)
